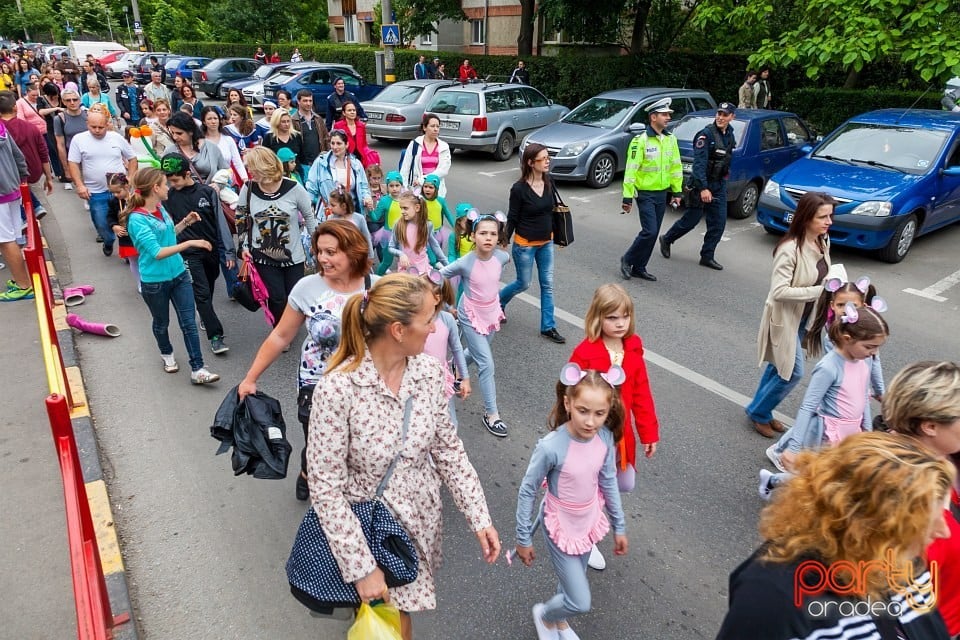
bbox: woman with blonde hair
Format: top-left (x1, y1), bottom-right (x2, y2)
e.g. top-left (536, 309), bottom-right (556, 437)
top-left (717, 431), bottom-right (953, 639)
top-left (262, 108), bottom-right (302, 169)
top-left (123, 168), bottom-right (220, 384)
top-left (236, 146), bottom-right (317, 326)
top-left (302, 272), bottom-right (500, 639)
top-left (884, 361), bottom-right (960, 637)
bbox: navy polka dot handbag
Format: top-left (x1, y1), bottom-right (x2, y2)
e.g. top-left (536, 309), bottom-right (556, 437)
top-left (286, 396), bottom-right (419, 612)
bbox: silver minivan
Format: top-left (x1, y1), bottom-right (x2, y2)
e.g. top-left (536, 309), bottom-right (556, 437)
top-left (520, 88), bottom-right (716, 188)
top-left (425, 83), bottom-right (569, 160)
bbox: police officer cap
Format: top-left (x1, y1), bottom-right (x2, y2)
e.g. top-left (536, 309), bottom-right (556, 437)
top-left (717, 102), bottom-right (736, 114)
top-left (647, 97), bottom-right (674, 114)
top-left (947, 77), bottom-right (960, 90)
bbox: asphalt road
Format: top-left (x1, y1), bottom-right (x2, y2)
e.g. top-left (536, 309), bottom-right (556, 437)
top-left (45, 127), bottom-right (960, 640)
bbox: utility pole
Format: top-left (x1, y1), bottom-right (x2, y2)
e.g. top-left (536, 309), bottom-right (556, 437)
top-left (381, 0), bottom-right (395, 84)
top-left (123, 7), bottom-right (133, 46)
top-left (129, 0), bottom-right (146, 50)
top-left (13, 0), bottom-right (30, 41)
top-left (106, 8), bottom-right (114, 42)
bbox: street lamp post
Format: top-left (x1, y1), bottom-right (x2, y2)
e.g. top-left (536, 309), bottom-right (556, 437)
top-left (123, 7), bottom-right (132, 46)
top-left (105, 8), bottom-right (114, 41)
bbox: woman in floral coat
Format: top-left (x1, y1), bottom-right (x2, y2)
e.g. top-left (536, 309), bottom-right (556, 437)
top-left (306, 273), bottom-right (500, 639)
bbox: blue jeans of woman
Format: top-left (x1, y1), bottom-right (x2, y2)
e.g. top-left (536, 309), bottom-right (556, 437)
top-left (499, 241), bottom-right (556, 332)
top-left (745, 329), bottom-right (806, 424)
top-left (461, 319), bottom-right (498, 417)
top-left (139, 271), bottom-right (204, 372)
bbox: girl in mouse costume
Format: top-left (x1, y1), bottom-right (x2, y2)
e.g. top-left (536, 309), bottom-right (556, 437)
top-left (515, 363), bottom-right (629, 640)
top-left (439, 210), bottom-right (510, 437)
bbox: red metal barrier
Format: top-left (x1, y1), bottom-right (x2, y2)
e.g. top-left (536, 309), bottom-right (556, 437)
top-left (23, 185), bottom-right (128, 638)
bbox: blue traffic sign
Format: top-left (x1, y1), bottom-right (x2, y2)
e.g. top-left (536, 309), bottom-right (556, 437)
top-left (381, 24), bottom-right (400, 46)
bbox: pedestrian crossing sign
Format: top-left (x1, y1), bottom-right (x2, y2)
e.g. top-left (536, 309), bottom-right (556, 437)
top-left (381, 24), bottom-right (400, 45)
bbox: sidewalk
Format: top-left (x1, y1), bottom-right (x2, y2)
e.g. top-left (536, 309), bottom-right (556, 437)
top-left (0, 278), bottom-right (76, 639)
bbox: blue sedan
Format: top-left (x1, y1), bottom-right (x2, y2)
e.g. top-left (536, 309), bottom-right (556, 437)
top-left (674, 109), bottom-right (819, 219)
top-left (757, 109), bottom-right (960, 262)
top-left (164, 56), bottom-right (211, 87)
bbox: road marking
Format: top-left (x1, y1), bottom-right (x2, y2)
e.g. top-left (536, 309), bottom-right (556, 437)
top-left (478, 168), bottom-right (519, 177)
top-left (568, 196), bottom-right (592, 203)
top-left (513, 291), bottom-right (794, 426)
top-left (903, 268), bottom-right (960, 302)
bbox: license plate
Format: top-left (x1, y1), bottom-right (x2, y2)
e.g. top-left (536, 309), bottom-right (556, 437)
top-left (784, 212), bottom-right (794, 223)
top-left (440, 120), bottom-right (460, 131)
top-left (367, 112), bottom-right (383, 120)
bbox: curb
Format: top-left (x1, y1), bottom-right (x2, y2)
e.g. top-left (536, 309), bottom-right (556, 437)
top-left (45, 239), bottom-right (139, 640)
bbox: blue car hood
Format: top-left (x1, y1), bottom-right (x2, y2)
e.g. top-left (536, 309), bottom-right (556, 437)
top-left (776, 157), bottom-right (923, 200)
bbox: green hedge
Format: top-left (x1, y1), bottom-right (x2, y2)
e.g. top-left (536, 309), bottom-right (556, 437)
top-left (780, 88), bottom-right (944, 133)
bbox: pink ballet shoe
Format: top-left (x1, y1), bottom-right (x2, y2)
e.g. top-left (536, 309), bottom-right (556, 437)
top-left (66, 313), bottom-right (121, 337)
top-left (62, 285), bottom-right (95, 307)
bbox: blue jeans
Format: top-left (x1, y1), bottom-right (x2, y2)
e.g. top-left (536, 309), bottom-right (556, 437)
top-left (461, 318), bottom-right (498, 416)
top-left (88, 191), bottom-right (116, 247)
top-left (499, 241), bottom-right (556, 332)
top-left (745, 329), bottom-right (806, 424)
top-left (139, 271), bottom-right (204, 372)
top-left (662, 182), bottom-right (727, 260)
top-left (218, 242), bottom-right (239, 299)
top-left (623, 190), bottom-right (668, 271)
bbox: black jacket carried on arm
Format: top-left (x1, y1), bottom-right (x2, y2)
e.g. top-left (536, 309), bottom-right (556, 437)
top-left (211, 386), bottom-right (292, 480)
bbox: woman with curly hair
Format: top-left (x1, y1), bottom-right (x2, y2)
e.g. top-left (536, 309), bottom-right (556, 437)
top-left (717, 431), bottom-right (953, 640)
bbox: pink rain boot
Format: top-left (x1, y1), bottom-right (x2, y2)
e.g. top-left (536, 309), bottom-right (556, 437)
top-left (62, 285), bottom-right (95, 307)
top-left (66, 313), bottom-right (120, 338)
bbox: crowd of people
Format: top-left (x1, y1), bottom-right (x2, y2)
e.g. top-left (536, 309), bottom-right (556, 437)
top-left (2, 46), bottom-right (960, 638)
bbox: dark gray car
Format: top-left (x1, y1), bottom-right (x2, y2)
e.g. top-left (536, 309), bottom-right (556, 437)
top-left (520, 88), bottom-right (716, 187)
top-left (195, 57), bottom-right (263, 99)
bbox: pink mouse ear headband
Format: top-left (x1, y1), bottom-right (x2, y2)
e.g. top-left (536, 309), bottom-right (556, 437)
top-left (405, 266), bottom-right (443, 285)
top-left (840, 298), bottom-right (888, 324)
top-left (467, 210), bottom-right (506, 230)
top-left (559, 363), bottom-right (626, 388)
top-left (825, 275), bottom-right (889, 317)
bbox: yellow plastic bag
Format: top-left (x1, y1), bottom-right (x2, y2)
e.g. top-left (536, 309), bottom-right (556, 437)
top-left (347, 602), bottom-right (403, 640)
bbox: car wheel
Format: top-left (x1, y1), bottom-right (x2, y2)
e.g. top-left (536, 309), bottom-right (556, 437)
top-left (763, 225), bottom-right (782, 236)
top-left (493, 131), bottom-right (515, 161)
top-left (216, 83), bottom-right (226, 99)
top-left (731, 181), bottom-right (760, 219)
top-left (205, 92), bottom-right (217, 99)
top-left (586, 152), bottom-right (615, 189)
top-left (878, 213), bottom-right (917, 263)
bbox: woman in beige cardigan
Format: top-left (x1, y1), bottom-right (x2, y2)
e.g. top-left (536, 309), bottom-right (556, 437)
top-left (745, 192), bottom-right (834, 437)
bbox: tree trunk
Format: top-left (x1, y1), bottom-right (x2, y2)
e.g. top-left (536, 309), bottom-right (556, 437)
top-left (517, 0), bottom-right (535, 57)
top-left (630, 0), bottom-right (653, 53)
top-left (843, 67), bottom-right (860, 89)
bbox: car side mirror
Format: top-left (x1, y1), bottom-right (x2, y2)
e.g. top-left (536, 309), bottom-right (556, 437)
top-left (628, 123), bottom-right (645, 134)
top-left (548, 99), bottom-right (553, 106)
top-left (801, 144), bottom-right (813, 154)
top-left (942, 166), bottom-right (960, 177)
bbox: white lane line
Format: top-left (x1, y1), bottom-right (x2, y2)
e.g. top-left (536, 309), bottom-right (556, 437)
top-left (513, 290), bottom-right (795, 426)
top-left (903, 268), bottom-right (960, 302)
top-left (568, 196), bottom-right (592, 203)
top-left (479, 168), bottom-right (519, 177)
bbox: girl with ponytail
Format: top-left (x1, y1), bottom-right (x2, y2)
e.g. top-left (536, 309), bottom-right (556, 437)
top-left (125, 167), bottom-right (221, 384)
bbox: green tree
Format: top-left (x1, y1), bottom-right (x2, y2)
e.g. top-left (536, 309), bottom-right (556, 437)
top-left (207, 0), bottom-right (296, 43)
top-left (2, 0), bottom-right (57, 41)
top-left (60, 0), bottom-right (111, 38)
top-left (694, 0), bottom-right (960, 86)
top-left (372, 0), bottom-right (464, 45)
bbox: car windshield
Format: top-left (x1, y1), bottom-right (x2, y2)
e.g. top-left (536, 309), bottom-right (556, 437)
top-left (268, 70), bottom-right (297, 85)
top-left (427, 92), bottom-right (480, 115)
top-left (673, 116), bottom-right (746, 148)
top-left (562, 97), bottom-right (634, 129)
top-left (813, 123), bottom-right (949, 175)
top-left (372, 83), bottom-right (425, 105)
top-left (254, 65), bottom-right (275, 80)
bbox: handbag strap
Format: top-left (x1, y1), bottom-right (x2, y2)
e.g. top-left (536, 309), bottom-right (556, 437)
top-left (374, 395), bottom-right (414, 498)
top-left (552, 183), bottom-right (566, 207)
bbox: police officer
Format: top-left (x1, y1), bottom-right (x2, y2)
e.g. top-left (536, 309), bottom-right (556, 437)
top-left (659, 102), bottom-right (737, 270)
top-left (619, 97), bottom-right (683, 282)
top-left (943, 77), bottom-right (960, 112)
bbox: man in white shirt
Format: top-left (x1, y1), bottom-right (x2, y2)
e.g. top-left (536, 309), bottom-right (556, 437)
top-left (143, 71), bottom-right (171, 104)
top-left (67, 111), bottom-right (137, 256)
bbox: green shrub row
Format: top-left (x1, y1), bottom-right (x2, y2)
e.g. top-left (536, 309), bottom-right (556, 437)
top-left (779, 88), bottom-right (943, 132)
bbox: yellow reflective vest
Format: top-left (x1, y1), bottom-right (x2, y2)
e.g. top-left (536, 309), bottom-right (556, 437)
top-left (622, 127), bottom-right (683, 199)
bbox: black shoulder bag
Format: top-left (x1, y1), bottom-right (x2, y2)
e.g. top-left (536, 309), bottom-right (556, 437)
top-left (552, 184), bottom-right (574, 247)
top-left (286, 395), bottom-right (419, 613)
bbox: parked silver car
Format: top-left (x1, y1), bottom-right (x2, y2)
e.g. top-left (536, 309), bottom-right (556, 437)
top-left (520, 88), bottom-right (716, 187)
top-left (424, 83), bottom-right (569, 160)
top-left (363, 79), bottom-right (459, 141)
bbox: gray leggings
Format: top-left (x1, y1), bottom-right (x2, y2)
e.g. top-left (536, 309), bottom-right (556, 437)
top-left (541, 527), bottom-right (592, 624)
top-left (460, 318), bottom-right (498, 416)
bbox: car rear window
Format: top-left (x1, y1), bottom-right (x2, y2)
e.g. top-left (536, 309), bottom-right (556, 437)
top-left (373, 83), bottom-right (425, 105)
top-left (673, 116), bottom-right (746, 148)
top-left (268, 70), bottom-right (297, 85)
top-left (427, 92), bottom-right (480, 115)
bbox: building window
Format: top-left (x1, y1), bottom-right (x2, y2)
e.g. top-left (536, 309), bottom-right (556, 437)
top-left (470, 19), bottom-right (485, 45)
top-left (541, 15), bottom-right (565, 43)
top-left (344, 14), bottom-right (358, 42)
top-left (421, 31), bottom-right (433, 45)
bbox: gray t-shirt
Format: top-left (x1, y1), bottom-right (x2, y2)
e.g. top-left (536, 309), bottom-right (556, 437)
top-left (287, 274), bottom-right (377, 387)
top-left (53, 111), bottom-right (88, 155)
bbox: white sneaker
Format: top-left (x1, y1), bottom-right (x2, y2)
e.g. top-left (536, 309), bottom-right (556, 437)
top-left (190, 368), bottom-right (220, 385)
top-left (765, 444), bottom-right (786, 472)
top-left (758, 469), bottom-right (774, 501)
top-left (63, 182), bottom-right (73, 190)
top-left (587, 545), bottom-right (606, 571)
top-left (558, 625), bottom-right (581, 640)
top-left (532, 604), bottom-right (559, 640)
top-left (161, 353), bottom-right (178, 373)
